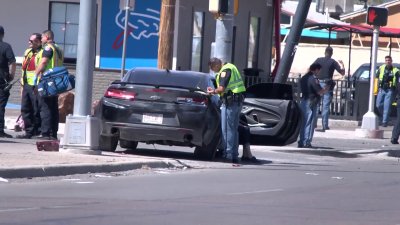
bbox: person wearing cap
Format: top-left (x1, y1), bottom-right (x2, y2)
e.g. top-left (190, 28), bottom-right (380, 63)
top-left (0, 25), bottom-right (16, 138)
top-left (298, 63), bottom-right (331, 148)
top-left (313, 46), bottom-right (345, 132)
top-left (16, 33), bottom-right (43, 139)
top-left (207, 57), bottom-right (246, 164)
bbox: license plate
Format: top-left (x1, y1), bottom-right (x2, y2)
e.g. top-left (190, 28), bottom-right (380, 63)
top-left (142, 113), bottom-right (163, 124)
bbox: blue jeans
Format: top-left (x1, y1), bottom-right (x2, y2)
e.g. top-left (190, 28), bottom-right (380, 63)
top-left (221, 101), bottom-right (242, 160)
top-left (319, 81), bottom-right (332, 129)
top-left (298, 98), bottom-right (318, 146)
top-left (376, 88), bottom-right (393, 124)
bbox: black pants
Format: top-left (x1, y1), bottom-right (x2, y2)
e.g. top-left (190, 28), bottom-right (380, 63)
top-left (0, 88), bottom-right (10, 132)
top-left (38, 95), bottom-right (59, 138)
top-left (21, 84), bottom-right (41, 135)
top-left (391, 98), bottom-right (400, 141)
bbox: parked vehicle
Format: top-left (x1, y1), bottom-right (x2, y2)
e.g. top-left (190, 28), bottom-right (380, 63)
top-left (352, 62), bottom-right (400, 82)
top-left (96, 68), bottom-right (301, 160)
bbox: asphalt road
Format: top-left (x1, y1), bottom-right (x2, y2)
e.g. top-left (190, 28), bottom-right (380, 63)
top-left (1, 154), bottom-right (400, 225)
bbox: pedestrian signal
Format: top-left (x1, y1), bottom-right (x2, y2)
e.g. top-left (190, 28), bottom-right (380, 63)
top-left (366, 7), bottom-right (388, 26)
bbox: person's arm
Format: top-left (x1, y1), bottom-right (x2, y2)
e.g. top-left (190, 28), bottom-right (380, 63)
top-left (336, 60), bottom-right (345, 75)
top-left (5, 44), bottom-right (16, 81)
top-left (8, 62), bottom-right (16, 81)
top-left (207, 69), bottom-right (232, 95)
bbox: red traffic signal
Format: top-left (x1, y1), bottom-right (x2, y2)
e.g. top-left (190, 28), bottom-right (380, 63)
top-left (366, 7), bottom-right (388, 26)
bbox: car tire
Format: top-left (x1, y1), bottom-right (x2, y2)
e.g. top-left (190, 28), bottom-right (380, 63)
top-left (99, 135), bottom-right (118, 152)
top-left (194, 132), bottom-right (220, 161)
top-left (119, 140), bottom-right (138, 150)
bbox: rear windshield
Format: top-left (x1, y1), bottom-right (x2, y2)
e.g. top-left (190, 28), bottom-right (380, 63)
top-left (124, 69), bottom-right (209, 91)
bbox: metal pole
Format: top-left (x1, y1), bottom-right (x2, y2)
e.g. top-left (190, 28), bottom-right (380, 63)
top-left (347, 32), bottom-right (352, 86)
top-left (74, 0), bottom-right (96, 116)
top-left (368, 27), bottom-right (379, 113)
top-left (274, 0), bottom-right (312, 83)
top-left (214, 0), bottom-right (234, 63)
top-left (121, 0), bottom-right (130, 79)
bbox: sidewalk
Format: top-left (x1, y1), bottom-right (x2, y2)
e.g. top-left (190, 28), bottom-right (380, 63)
top-left (1, 107), bottom-right (399, 180)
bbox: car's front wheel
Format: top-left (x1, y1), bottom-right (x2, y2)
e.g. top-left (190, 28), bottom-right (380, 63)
top-left (119, 140), bottom-right (138, 150)
top-left (99, 135), bottom-right (118, 152)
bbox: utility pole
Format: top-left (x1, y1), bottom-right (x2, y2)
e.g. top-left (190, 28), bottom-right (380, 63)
top-left (62, 0), bottom-right (99, 152)
top-left (274, 0), bottom-right (312, 84)
top-left (120, 0), bottom-right (135, 79)
top-left (157, 0), bottom-right (176, 69)
top-left (213, 0), bottom-right (234, 63)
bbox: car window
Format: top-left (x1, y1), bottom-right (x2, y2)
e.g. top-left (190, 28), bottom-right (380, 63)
top-left (125, 70), bottom-right (209, 91)
top-left (359, 70), bottom-right (370, 80)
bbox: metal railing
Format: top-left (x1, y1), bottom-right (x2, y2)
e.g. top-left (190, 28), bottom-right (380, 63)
top-left (244, 76), bottom-right (359, 121)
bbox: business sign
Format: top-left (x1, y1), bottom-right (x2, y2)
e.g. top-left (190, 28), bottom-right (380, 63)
top-left (100, 0), bottom-right (161, 69)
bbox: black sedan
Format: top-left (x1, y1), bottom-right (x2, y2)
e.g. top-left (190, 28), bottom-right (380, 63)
top-left (97, 68), bottom-right (301, 160)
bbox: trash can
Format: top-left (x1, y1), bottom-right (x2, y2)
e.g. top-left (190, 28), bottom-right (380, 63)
top-left (243, 68), bottom-right (263, 77)
top-left (354, 80), bottom-right (372, 121)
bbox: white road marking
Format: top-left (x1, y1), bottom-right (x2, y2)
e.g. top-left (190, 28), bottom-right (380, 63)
top-left (62, 178), bottom-right (81, 181)
top-left (305, 172), bottom-right (319, 176)
top-left (228, 189), bottom-right (284, 195)
top-left (75, 181), bottom-right (94, 184)
top-left (0, 207), bottom-right (38, 213)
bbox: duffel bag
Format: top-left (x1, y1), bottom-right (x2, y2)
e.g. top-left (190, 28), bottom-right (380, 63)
top-left (38, 67), bottom-right (75, 97)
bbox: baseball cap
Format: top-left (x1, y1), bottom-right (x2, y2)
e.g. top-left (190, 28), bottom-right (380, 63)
top-left (0, 26), bottom-right (4, 35)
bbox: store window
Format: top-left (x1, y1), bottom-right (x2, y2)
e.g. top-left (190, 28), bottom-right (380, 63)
top-left (49, 2), bottom-right (80, 64)
top-left (247, 16), bottom-right (260, 68)
top-left (191, 11), bottom-right (204, 71)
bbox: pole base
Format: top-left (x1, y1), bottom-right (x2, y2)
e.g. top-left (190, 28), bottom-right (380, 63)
top-left (361, 111), bottom-right (379, 130)
top-left (355, 128), bottom-right (384, 139)
top-left (62, 115), bottom-right (100, 151)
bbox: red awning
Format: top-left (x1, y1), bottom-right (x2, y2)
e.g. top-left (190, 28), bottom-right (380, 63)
top-left (303, 23), bottom-right (400, 38)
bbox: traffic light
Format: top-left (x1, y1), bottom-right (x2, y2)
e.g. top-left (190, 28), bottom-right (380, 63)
top-left (366, 7), bottom-right (388, 26)
top-left (209, 0), bottom-right (239, 16)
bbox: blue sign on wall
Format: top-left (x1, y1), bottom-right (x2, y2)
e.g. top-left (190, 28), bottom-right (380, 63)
top-left (100, 0), bottom-right (161, 69)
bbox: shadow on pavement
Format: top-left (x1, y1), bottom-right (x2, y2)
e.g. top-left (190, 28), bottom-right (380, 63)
top-left (277, 149), bottom-right (360, 158)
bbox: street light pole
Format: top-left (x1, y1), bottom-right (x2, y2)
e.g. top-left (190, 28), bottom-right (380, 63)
top-left (356, 25), bottom-right (383, 138)
top-left (362, 26), bottom-right (379, 129)
top-left (121, 0), bottom-right (131, 79)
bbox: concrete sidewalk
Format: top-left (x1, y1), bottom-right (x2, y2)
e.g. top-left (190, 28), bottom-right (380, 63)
top-left (1, 108), bottom-right (399, 180)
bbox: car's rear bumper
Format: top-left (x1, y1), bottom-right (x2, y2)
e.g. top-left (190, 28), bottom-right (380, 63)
top-left (101, 121), bottom-right (203, 146)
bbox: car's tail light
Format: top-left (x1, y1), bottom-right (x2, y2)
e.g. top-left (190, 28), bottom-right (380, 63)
top-left (104, 87), bottom-right (136, 101)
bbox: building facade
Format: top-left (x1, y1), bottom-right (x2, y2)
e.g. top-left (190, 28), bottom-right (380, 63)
top-left (0, 0), bottom-right (275, 105)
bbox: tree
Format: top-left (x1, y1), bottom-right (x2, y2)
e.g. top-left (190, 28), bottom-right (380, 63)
top-left (157, 0), bottom-right (176, 69)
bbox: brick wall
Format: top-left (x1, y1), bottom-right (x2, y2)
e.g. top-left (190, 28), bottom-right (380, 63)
top-left (8, 66), bottom-right (121, 106)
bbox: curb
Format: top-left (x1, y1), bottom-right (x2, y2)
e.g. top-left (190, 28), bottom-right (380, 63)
top-left (0, 161), bottom-right (173, 179)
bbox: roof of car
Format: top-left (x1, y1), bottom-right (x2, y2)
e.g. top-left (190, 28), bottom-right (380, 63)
top-left (129, 67), bottom-right (209, 78)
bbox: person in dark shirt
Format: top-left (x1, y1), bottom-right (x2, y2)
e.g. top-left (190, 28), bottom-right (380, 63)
top-left (298, 63), bottom-right (330, 148)
top-left (313, 46), bottom-right (345, 132)
top-left (0, 25), bottom-right (16, 138)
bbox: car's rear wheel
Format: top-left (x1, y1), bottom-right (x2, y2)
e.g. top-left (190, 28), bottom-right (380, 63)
top-left (194, 132), bottom-right (220, 161)
top-left (119, 140), bottom-right (138, 150)
top-left (99, 135), bottom-right (118, 152)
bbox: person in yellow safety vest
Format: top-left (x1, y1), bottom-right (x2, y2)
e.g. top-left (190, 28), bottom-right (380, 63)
top-left (34, 30), bottom-right (64, 140)
top-left (375, 55), bottom-right (399, 127)
top-left (16, 33), bottom-right (43, 139)
top-left (207, 57), bottom-right (246, 165)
